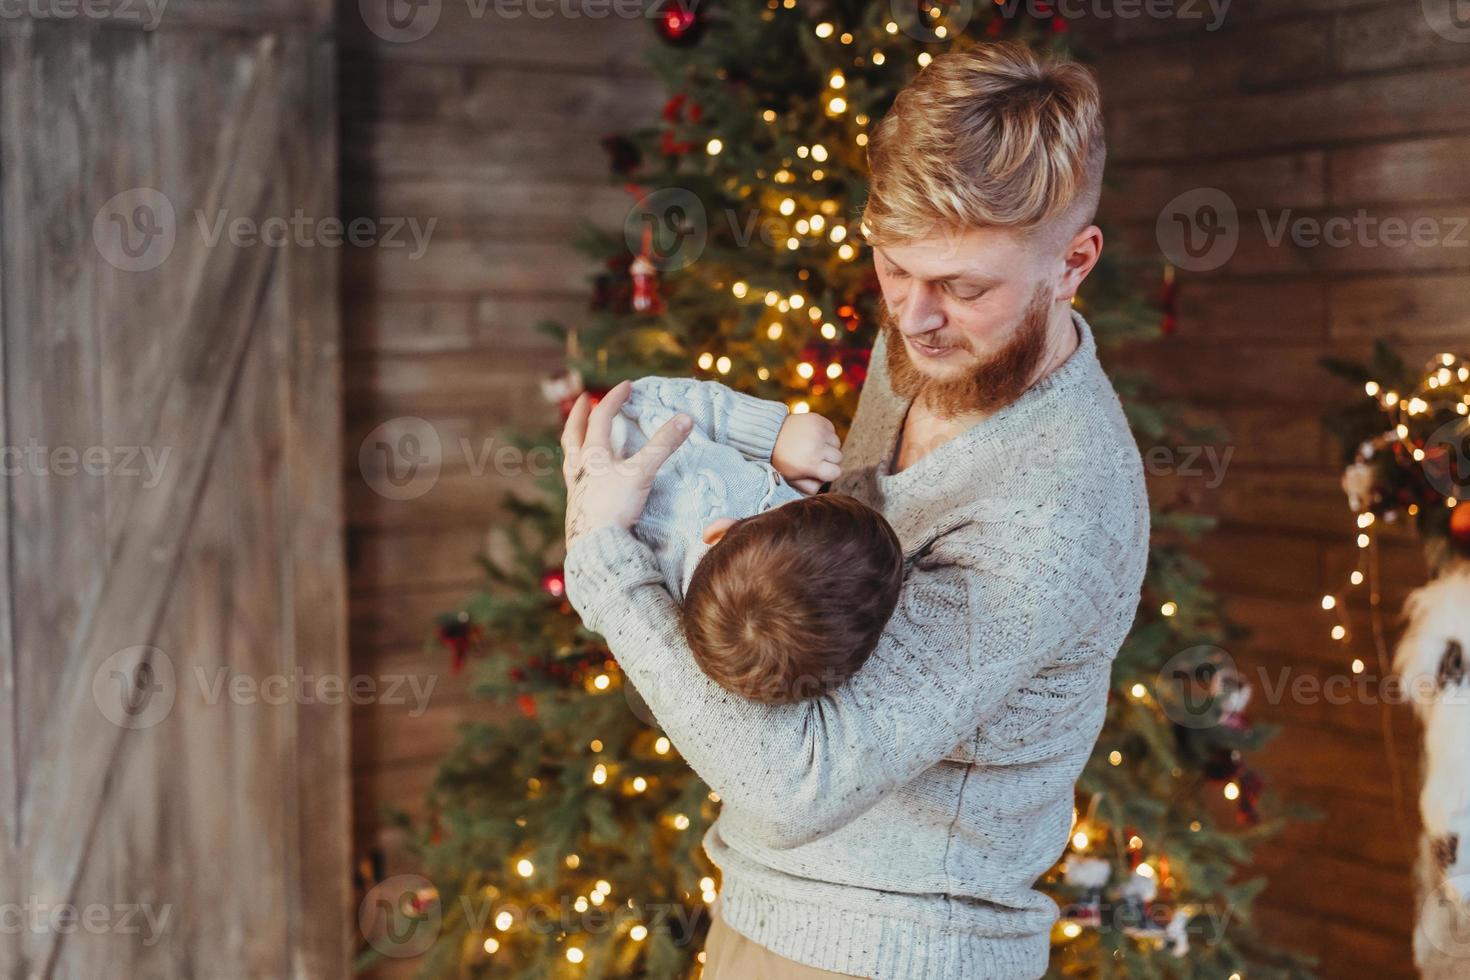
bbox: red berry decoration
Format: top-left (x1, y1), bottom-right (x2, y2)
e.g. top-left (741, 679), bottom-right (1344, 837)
top-left (541, 568), bottom-right (566, 599)
top-left (435, 611), bottom-right (481, 676)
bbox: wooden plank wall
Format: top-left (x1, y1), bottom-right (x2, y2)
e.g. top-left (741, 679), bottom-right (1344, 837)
top-left (337, 3), bottom-right (664, 899)
top-left (1085, 2), bottom-right (1470, 975)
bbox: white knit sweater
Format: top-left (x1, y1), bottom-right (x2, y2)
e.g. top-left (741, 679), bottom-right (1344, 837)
top-left (566, 311), bottom-right (1150, 979)
top-left (610, 377), bottom-right (800, 600)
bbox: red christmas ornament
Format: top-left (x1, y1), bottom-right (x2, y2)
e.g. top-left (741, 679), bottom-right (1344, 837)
top-left (517, 693), bottom-right (538, 718)
top-left (631, 251), bottom-right (661, 313)
top-left (435, 611), bottom-right (481, 675)
top-left (653, 0), bottom-right (706, 46)
top-left (541, 568), bottom-right (566, 599)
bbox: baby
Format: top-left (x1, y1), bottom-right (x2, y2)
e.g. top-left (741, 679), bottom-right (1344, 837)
top-left (608, 377), bottom-right (905, 704)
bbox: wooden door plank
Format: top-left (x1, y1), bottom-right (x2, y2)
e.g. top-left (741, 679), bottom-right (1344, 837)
top-left (280, 32), bottom-right (351, 980)
top-left (0, 16), bottom-right (21, 856)
top-left (19, 34), bottom-right (284, 977)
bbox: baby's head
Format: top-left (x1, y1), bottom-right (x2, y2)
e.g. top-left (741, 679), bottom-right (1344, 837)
top-left (682, 494), bottom-right (905, 704)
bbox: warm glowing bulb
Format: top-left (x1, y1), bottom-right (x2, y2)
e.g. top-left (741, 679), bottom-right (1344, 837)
top-left (706, 138), bottom-right (722, 155)
top-left (631, 925), bottom-right (648, 941)
top-left (1109, 751), bottom-right (1123, 766)
top-left (1062, 922), bottom-right (1082, 939)
top-left (632, 776), bottom-right (648, 792)
top-left (872, 51), bottom-right (886, 65)
top-left (1357, 533), bottom-right (1370, 548)
top-left (516, 859), bottom-right (534, 877)
top-left (1160, 601), bottom-right (1178, 617)
top-left (821, 323), bottom-right (837, 339)
top-left (810, 214), bottom-right (826, 232)
top-left (1364, 381), bottom-right (1380, 396)
top-left (917, 52), bottom-right (932, 67)
top-left (811, 144), bottom-right (829, 162)
top-left (1321, 595), bottom-right (1336, 610)
top-left (1331, 625), bottom-right (1347, 640)
top-left (495, 910), bottom-right (514, 931)
top-left (593, 673), bottom-right (610, 690)
top-left (732, 281), bottom-right (748, 298)
top-left (655, 736), bottom-right (671, 754)
top-left (483, 937), bottom-right (500, 954)
top-left (1357, 512), bottom-right (1375, 528)
top-left (885, 20), bottom-right (898, 33)
top-left (828, 96), bottom-right (847, 113)
top-left (1071, 831), bottom-right (1089, 850)
top-left (1131, 683), bottom-right (1147, 699)
top-left (779, 198), bottom-right (796, 216)
top-left (792, 401), bottom-right (810, 414)
top-left (566, 947), bottom-right (584, 964)
top-left (814, 21), bottom-right (834, 38)
top-left (565, 853), bottom-right (581, 868)
top-left (826, 362), bottom-right (842, 379)
top-left (796, 362), bottom-right (815, 379)
top-left (697, 352), bottom-right (714, 370)
top-left (829, 72), bottom-right (845, 90)
top-left (596, 880), bottom-right (612, 895)
top-left (1350, 570), bottom-right (1364, 585)
top-left (700, 877), bottom-right (715, 892)
top-left (830, 225), bottom-right (847, 243)
top-left (1223, 781), bottom-right (1241, 801)
top-left (673, 813), bottom-right (690, 830)
top-left (716, 356), bottom-right (732, 375)
top-left (789, 293), bottom-right (804, 309)
top-left (592, 764), bottom-right (607, 785)
top-left (1136, 863), bottom-right (1156, 879)
top-left (837, 243), bottom-right (855, 260)
top-left (767, 323), bottom-right (783, 340)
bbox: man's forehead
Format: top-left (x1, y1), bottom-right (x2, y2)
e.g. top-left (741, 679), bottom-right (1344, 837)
top-left (875, 229), bottom-right (1021, 276)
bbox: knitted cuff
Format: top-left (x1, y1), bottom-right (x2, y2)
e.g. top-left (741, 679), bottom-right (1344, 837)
top-left (722, 391), bottom-right (789, 462)
top-left (563, 524), bottom-right (663, 638)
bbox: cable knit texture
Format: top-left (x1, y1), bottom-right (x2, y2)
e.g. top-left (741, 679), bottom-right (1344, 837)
top-left (610, 377), bottom-right (802, 600)
top-left (567, 311), bottom-right (1150, 979)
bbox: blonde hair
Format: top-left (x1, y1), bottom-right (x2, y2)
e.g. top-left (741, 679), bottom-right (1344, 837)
top-left (862, 41), bottom-right (1106, 245)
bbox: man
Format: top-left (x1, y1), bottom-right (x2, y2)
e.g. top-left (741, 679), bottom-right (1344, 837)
top-left (559, 42), bottom-right (1149, 980)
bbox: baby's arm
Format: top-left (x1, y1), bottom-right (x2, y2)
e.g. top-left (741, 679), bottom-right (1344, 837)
top-left (624, 377), bottom-right (789, 461)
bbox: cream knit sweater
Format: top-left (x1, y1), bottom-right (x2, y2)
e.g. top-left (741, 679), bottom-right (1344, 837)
top-left (565, 310), bottom-right (1150, 979)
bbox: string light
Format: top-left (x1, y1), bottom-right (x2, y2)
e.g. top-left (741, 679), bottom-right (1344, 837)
top-left (483, 937), bottom-right (500, 954)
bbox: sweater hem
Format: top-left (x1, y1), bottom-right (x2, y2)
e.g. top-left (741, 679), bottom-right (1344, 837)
top-left (715, 876), bottom-right (1049, 980)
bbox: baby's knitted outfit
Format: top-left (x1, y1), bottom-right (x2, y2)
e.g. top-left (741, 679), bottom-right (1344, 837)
top-left (568, 311), bottom-right (1150, 979)
top-left (610, 377), bottom-right (801, 600)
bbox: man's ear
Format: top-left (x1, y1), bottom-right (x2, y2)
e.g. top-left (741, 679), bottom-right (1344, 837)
top-left (702, 517), bottom-right (738, 546)
top-left (1055, 224), bottom-right (1104, 303)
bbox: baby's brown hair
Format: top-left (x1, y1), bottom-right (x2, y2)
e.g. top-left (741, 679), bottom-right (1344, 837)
top-left (682, 494), bottom-right (905, 704)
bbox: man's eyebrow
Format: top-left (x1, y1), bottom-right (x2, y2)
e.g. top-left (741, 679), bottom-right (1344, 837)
top-left (878, 249), bottom-right (997, 286)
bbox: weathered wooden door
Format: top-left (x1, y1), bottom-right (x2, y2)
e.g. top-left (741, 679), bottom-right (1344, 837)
top-left (0, 3), bottom-right (348, 977)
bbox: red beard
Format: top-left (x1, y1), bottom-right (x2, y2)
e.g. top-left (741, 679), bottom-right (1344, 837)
top-left (881, 285), bottom-right (1052, 420)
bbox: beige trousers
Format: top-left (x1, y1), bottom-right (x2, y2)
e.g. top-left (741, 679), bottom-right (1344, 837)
top-left (703, 905), bottom-right (865, 979)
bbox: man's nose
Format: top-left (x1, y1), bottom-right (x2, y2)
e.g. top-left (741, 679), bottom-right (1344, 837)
top-left (900, 284), bottom-right (945, 336)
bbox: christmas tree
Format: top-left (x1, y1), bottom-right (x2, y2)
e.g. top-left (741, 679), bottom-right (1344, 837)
top-left (364, 4), bottom-right (1314, 978)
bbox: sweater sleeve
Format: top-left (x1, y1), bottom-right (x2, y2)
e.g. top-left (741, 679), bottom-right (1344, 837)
top-left (563, 516), bottom-right (1110, 850)
top-left (624, 377), bottom-right (789, 462)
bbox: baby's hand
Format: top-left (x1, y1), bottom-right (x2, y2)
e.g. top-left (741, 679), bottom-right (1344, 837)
top-left (771, 412), bottom-right (842, 494)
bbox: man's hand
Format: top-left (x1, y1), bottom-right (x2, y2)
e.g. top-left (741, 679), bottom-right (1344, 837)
top-left (771, 412), bottom-right (842, 494)
top-left (560, 380), bottom-right (693, 546)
